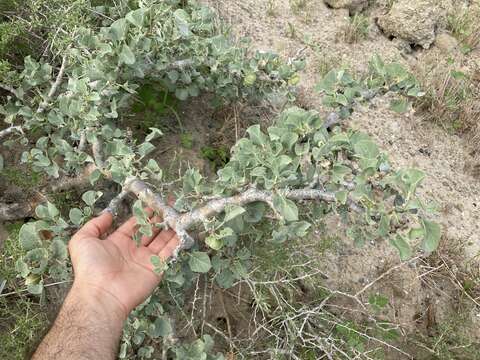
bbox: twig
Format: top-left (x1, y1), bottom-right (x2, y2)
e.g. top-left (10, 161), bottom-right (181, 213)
top-left (49, 164), bottom-right (98, 192)
top-left (323, 112), bottom-right (341, 129)
top-left (0, 201), bottom-right (35, 221)
top-left (105, 189), bottom-right (130, 216)
top-left (201, 274), bottom-right (208, 336)
top-left (0, 125), bottom-right (23, 140)
top-left (218, 290), bottom-right (233, 350)
top-left (440, 257), bottom-right (480, 308)
top-left (37, 55), bottom-right (68, 114)
top-left (0, 280), bottom-right (72, 298)
top-left (91, 137), bottom-right (105, 169)
top-left (124, 180), bottom-right (363, 256)
top-left (0, 83), bottom-right (16, 94)
top-left (354, 256), bottom-right (421, 298)
top-left (321, 317), bottom-right (413, 359)
top-left (77, 131), bottom-right (87, 152)
top-left (204, 321), bottom-right (238, 351)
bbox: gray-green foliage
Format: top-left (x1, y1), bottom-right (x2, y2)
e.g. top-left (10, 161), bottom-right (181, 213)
top-left (1, 0), bottom-right (440, 355)
top-left (1, 0), bottom-right (300, 179)
top-left (316, 55), bottom-right (425, 116)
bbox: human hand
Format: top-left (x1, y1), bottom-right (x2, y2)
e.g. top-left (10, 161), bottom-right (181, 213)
top-left (68, 210), bottom-right (179, 321)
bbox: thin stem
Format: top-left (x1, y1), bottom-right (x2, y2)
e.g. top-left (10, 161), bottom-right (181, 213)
top-left (37, 54), bottom-right (68, 114)
top-left (0, 125), bottom-right (23, 141)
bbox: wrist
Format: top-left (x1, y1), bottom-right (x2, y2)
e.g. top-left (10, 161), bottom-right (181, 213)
top-left (67, 281), bottom-right (127, 332)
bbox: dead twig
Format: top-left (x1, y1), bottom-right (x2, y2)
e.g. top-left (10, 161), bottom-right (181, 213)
top-left (37, 54), bottom-right (68, 114)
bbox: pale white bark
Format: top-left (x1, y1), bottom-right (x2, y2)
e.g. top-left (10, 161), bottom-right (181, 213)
top-left (121, 179), bottom-right (363, 256)
top-left (37, 55), bottom-right (68, 114)
top-left (0, 126), bottom-right (22, 140)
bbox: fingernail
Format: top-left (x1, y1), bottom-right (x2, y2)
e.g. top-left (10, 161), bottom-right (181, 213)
top-left (102, 207), bottom-right (114, 216)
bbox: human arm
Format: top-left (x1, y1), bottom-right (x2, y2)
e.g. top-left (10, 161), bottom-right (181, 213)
top-left (32, 211), bottom-right (179, 360)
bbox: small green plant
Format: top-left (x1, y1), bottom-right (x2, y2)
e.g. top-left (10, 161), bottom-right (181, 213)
top-left (0, 223), bottom-right (49, 360)
top-left (447, 7), bottom-right (480, 54)
top-left (316, 55), bottom-right (425, 117)
top-left (266, 0), bottom-right (277, 16)
top-left (180, 133), bottom-right (194, 149)
top-left (201, 145), bottom-right (229, 171)
top-left (289, 0), bottom-right (309, 14)
top-left (414, 62), bottom-right (479, 133)
top-left (131, 83), bottom-right (181, 131)
top-left (315, 52), bottom-right (344, 77)
top-left (338, 14), bottom-right (370, 44)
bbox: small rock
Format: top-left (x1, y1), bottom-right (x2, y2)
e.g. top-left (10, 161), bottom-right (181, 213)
top-left (377, 0), bottom-right (452, 49)
top-left (324, 0), bottom-right (368, 14)
top-left (435, 32), bottom-right (458, 53)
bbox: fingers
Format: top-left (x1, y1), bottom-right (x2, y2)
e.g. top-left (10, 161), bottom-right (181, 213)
top-left (147, 229), bottom-right (176, 253)
top-left (140, 216), bottom-right (163, 246)
top-left (158, 233), bottom-right (180, 260)
top-left (115, 208), bottom-right (154, 237)
top-left (114, 209), bottom-right (163, 245)
top-left (73, 212), bottom-right (113, 240)
top-left (135, 231), bottom-right (179, 274)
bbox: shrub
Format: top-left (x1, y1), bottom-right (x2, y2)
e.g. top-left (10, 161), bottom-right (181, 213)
top-left (0, 0), bottom-right (439, 357)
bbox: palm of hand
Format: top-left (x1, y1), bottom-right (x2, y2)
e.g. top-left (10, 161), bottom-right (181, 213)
top-left (69, 212), bottom-right (179, 316)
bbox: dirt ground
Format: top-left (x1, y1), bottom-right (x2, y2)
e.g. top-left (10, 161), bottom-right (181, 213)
top-left (200, 0), bottom-right (480, 357)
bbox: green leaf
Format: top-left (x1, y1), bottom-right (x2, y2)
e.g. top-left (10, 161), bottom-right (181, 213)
top-left (353, 140), bottom-right (379, 159)
top-left (401, 169), bottom-right (425, 199)
top-left (205, 234), bottom-right (224, 251)
top-left (137, 142), bottom-right (155, 157)
top-left (119, 44), bottom-right (136, 65)
top-left (82, 190), bottom-right (102, 207)
top-left (378, 214), bottom-right (390, 237)
top-left (133, 200), bottom-right (149, 226)
top-left (224, 205), bottom-right (245, 223)
top-left (27, 282), bottom-right (44, 295)
top-left (175, 88), bottom-right (189, 101)
top-left (215, 269), bottom-right (235, 288)
top-left (150, 255), bottom-right (168, 274)
top-left (145, 128), bottom-right (163, 142)
top-left (110, 18), bottom-right (128, 41)
top-left (183, 168), bottom-right (202, 193)
top-left (189, 252), bottom-right (212, 273)
top-left (335, 191), bottom-right (348, 205)
top-left (390, 98), bottom-right (409, 114)
top-left (19, 223), bottom-right (41, 250)
top-left (336, 94), bottom-right (348, 106)
top-left (369, 294), bottom-right (388, 310)
top-left (125, 8), bottom-right (146, 27)
top-left (331, 164), bottom-right (351, 183)
top-left (315, 69), bottom-right (337, 93)
top-left (47, 111), bottom-right (64, 126)
top-left (69, 208), bottom-right (84, 226)
top-left (35, 203), bottom-right (60, 219)
top-left (421, 219), bottom-right (441, 253)
top-left (246, 124), bottom-right (266, 146)
top-left (150, 317), bottom-right (172, 338)
top-left (89, 169), bottom-right (102, 185)
top-left (408, 227), bottom-right (424, 240)
top-left (174, 9), bottom-right (191, 37)
top-left (389, 235), bottom-right (412, 261)
top-left (15, 258), bottom-right (30, 277)
top-left (273, 194), bottom-right (298, 222)
top-left (50, 239), bottom-right (68, 260)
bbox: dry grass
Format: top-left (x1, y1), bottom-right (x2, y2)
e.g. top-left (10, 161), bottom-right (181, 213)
top-left (446, 6), bottom-right (480, 54)
top-left (413, 61), bottom-right (480, 138)
top-left (337, 14), bottom-right (370, 44)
